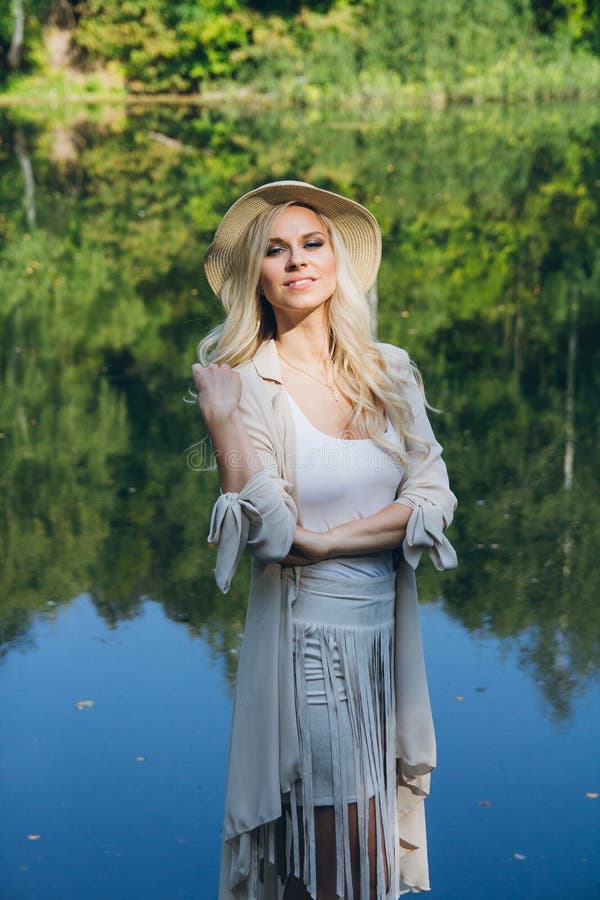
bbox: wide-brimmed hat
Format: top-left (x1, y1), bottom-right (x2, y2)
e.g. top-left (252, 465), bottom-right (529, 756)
top-left (203, 180), bottom-right (382, 296)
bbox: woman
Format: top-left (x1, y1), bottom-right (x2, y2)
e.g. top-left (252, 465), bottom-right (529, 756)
top-left (192, 181), bottom-right (457, 900)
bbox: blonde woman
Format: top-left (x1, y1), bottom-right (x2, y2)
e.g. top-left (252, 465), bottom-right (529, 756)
top-left (192, 182), bottom-right (457, 900)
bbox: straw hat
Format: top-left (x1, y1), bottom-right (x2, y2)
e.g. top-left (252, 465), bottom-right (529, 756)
top-left (203, 180), bottom-right (382, 296)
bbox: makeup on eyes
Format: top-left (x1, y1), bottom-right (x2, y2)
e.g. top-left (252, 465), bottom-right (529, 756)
top-left (266, 231), bottom-right (327, 255)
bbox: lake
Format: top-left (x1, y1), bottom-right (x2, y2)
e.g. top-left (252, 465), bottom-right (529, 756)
top-left (1, 100), bottom-right (599, 898)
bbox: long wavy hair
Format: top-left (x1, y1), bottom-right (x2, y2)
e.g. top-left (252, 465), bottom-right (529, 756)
top-left (199, 201), bottom-right (426, 463)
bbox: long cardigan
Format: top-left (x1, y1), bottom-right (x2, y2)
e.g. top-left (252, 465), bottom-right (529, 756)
top-left (208, 339), bottom-right (458, 899)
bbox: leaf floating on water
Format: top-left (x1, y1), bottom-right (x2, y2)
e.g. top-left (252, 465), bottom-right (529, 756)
top-left (455, 696), bottom-right (464, 702)
top-left (27, 834), bottom-right (41, 841)
top-left (478, 800), bottom-right (491, 807)
top-left (585, 792), bottom-right (598, 799)
top-left (75, 699), bottom-right (95, 711)
top-left (513, 852), bottom-right (526, 861)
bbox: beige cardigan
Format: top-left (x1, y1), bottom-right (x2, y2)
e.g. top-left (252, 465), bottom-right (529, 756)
top-left (208, 340), bottom-right (457, 899)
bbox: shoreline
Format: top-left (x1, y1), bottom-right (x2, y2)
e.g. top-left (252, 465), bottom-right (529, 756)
top-left (2, 82), bottom-right (600, 112)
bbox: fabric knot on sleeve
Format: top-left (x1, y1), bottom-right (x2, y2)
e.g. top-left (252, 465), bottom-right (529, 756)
top-left (403, 504), bottom-right (458, 572)
top-left (208, 492), bottom-right (255, 594)
top-left (207, 469), bottom-right (296, 594)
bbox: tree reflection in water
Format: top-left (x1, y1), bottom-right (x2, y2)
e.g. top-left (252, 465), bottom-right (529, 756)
top-left (0, 102), bottom-right (599, 719)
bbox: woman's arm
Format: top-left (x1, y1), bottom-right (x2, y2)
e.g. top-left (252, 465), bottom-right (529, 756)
top-left (192, 363), bottom-right (260, 491)
top-left (192, 363), bottom-right (297, 591)
top-left (284, 345), bottom-right (457, 570)
top-left (391, 350), bottom-right (457, 527)
top-left (283, 503), bottom-right (414, 564)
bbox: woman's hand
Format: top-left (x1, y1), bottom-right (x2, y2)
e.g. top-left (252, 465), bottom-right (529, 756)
top-left (282, 526), bottom-right (333, 565)
top-left (191, 363), bottom-right (260, 493)
top-left (192, 363), bottom-right (242, 424)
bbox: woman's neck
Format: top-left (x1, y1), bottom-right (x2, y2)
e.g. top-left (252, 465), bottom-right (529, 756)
top-left (274, 313), bottom-right (330, 368)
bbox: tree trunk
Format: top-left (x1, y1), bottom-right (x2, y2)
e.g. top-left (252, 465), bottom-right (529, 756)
top-left (563, 290), bottom-right (578, 492)
top-left (14, 128), bottom-right (36, 230)
top-left (7, 0), bottom-right (25, 70)
top-left (562, 288), bottom-right (578, 581)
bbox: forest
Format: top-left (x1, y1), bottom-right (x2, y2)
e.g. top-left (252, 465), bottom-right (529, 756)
top-left (1, 0), bottom-right (600, 105)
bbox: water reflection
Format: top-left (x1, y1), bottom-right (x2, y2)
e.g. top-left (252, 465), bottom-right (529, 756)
top-left (0, 595), bottom-right (230, 900)
top-left (1, 102), bottom-right (599, 722)
top-left (1, 588), bottom-right (598, 898)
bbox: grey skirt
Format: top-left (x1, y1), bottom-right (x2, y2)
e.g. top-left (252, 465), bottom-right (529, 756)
top-left (285, 567), bottom-right (398, 900)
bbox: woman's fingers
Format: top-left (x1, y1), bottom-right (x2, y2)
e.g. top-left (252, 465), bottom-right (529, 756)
top-left (191, 362), bottom-right (236, 394)
top-left (283, 528), bottom-right (333, 564)
top-left (282, 553), bottom-right (310, 565)
top-left (191, 363), bottom-right (242, 419)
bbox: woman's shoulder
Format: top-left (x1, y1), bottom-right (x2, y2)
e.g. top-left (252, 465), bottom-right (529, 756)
top-left (375, 341), bottom-right (411, 373)
top-left (233, 359), bottom-right (262, 396)
top-left (233, 340), bottom-right (282, 388)
top-left (232, 343), bottom-right (280, 412)
top-left (375, 342), bottom-right (424, 399)
top-left (233, 358), bottom-right (255, 376)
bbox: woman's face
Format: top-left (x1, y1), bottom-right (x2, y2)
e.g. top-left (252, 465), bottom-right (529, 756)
top-left (259, 205), bottom-right (337, 320)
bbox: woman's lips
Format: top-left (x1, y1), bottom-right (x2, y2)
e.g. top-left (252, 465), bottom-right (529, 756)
top-left (283, 277), bottom-right (316, 289)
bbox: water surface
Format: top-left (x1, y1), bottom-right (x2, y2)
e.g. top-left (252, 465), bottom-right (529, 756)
top-left (2, 595), bottom-right (598, 898)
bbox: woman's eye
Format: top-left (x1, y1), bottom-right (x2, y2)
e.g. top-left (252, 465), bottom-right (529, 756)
top-left (265, 240), bottom-right (324, 257)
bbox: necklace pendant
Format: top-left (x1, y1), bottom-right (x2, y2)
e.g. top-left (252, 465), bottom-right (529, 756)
top-left (332, 388), bottom-right (339, 402)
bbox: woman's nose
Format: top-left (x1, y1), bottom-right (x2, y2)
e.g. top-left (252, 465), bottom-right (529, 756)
top-left (286, 246), bottom-right (306, 269)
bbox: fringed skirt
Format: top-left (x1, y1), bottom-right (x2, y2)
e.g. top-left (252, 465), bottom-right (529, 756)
top-left (285, 568), bottom-right (399, 900)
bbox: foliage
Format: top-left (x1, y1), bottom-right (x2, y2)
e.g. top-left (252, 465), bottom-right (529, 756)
top-left (0, 0), bottom-right (54, 79)
top-left (531, 0), bottom-right (600, 51)
top-left (356, 0), bottom-right (530, 83)
top-left (70, 0), bottom-right (255, 93)
top-left (2, 0), bottom-right (600, 100)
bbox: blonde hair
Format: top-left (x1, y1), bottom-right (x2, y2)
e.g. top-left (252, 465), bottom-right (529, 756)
top-left (198, 202), bottom-right (424, 463)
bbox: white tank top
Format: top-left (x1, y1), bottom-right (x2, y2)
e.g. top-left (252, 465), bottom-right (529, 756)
top-left (287, 393), bottom-right (404, 578)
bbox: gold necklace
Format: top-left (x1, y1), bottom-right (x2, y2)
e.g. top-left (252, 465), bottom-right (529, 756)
top-left (277, 348), bottom-right (340, 402)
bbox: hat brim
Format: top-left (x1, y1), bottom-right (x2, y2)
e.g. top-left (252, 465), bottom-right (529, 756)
top-left (203, 181), bottom-right (382, 297)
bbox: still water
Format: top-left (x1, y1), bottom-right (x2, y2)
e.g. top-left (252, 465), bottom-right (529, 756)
top-left (2, 596), bottom-right (598, 899)
top-left (1, 100), bottom-right (599, 898)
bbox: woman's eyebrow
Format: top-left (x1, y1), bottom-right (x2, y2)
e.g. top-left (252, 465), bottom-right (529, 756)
top-left (267, 231), bottom-right (327, 243)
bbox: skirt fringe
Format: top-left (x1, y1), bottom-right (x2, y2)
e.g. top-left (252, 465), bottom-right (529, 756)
top-left (288, 570), bottom-right (399, 900)
top-left (219, 564), bottom-right (435, 900)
